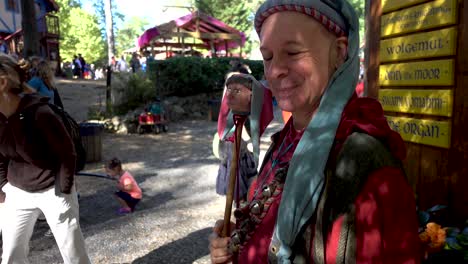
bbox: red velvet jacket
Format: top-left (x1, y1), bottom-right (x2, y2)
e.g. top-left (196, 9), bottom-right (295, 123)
top-left (239, 95), bottom-right (420, 263)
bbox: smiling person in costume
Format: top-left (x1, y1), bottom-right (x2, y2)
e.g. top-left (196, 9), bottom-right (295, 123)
top-left (209, 0), bottom-right (420, 263)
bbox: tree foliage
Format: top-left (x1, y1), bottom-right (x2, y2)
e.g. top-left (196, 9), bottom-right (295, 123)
top-left (93, 0), bottom-right (124, 39)
top-left (55, 0), bottom-right (106, 64)
top-left (347, 0), bottom-right (366, 43)
top-left (192, 0), bottom-right (260, 55)
top-left (193, 0), bottom-right (252, 34)
top-left (115, 17), bottom-right (149, 55)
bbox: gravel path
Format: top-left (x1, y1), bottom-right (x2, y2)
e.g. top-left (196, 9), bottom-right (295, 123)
top-left (19, 79), bottom-right (283, 263)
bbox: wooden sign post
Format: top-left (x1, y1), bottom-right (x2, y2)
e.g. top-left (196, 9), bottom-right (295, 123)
top-left (367, 0), bottom-right (468, 224)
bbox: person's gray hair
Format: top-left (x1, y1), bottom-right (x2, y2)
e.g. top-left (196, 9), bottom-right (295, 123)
top-left (225, 74), bottom-right (253, 90)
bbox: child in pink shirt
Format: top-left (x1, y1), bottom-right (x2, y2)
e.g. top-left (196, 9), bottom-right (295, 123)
top-left (105, 158), bottom-right (142, 215)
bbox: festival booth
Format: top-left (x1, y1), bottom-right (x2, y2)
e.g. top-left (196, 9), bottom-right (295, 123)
top-left (137, 11), bottom-right (246, 59)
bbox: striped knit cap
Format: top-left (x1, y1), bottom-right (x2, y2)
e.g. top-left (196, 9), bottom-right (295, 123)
top-left (255, 0), bottom-right (348, 37)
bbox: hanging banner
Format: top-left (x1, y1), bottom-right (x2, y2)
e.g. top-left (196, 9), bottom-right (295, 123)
top-left (386, 116), bottom-right (451, 148)
top-left (379, 59), bottom-right (454, 86)
top-left (381, 0), bottom-right (458, 37)
top-left (379, 89), bottom-right (453, 116)
top-left (380, 27), bottom-right (457, 62)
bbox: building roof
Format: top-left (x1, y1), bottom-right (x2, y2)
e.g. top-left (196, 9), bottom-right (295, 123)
top-left (44, 0), bottom-right (59, 12)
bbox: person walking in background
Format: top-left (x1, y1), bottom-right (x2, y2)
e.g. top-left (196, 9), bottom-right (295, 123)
top-left (117, 56), bottom-right (128, 72)
top-left (0, 53), bottom-right (91, 264)
top-left (78, 54), bottom-right (86, 78)
top-left (130, 53), bottom-right (141, 73)
top-left (105, 158), bottom-right (142, 215)
top-left (72, 55), bottom-right (82, 79)
top-left (28, 59), bottom-right (64, 108)
top-left (228, 58), bottom-right (251, 75)
top-left (0, 39), bottom-right (8, 54)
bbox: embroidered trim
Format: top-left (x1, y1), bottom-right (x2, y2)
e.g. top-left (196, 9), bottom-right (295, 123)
top-left (254, 5), bottom-right (346, 37)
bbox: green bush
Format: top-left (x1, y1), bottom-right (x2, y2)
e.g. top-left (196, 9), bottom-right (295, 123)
top-left (147, 57), bottom-right (264, 97)
top-left (113, 72), bottom-right (156, 115)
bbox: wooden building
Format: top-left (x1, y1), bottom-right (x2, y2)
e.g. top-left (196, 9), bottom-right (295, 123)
top-left (366, 0), bottom-right (468, 224)
top-left (0, 0), bottom-right (60, 70)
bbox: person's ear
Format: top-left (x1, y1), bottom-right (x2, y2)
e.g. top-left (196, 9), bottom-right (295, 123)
top-left (334, 36), bottom-right (348, 69)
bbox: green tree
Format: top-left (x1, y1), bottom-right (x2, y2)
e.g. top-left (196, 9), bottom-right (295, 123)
top-left (55, 0), bottom-right (106, 64)
top-left (103, 0), bottom-right (116, 65)
top-left (193, 0), bottom-right (255, 55)
top-left (193, 0), bottom-right (251, 34)
top-left (115, 17), bottom-right (149, 55)
top-left (93, 0), bottom-right (124, 41)
top-left (348, 0), bottom-right (365, 43)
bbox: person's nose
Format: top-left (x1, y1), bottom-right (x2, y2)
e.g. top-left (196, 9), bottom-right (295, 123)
top-left (265, 56), bottom-right (288, 81)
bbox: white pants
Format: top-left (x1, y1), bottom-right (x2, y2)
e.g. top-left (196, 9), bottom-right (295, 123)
top-left (0, 201), bottom-right (3, 236)
top-left (1, 183), bottom-right (91, 264)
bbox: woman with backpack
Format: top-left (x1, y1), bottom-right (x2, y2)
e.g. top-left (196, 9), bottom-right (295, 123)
top-left (28, 59), bottom-right (64, 108)
top-left (0, 54), bottom-right (91, 263)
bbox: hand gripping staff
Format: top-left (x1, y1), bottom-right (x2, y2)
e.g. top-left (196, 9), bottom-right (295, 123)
top-left (222, 114), bottom-right (247, 263)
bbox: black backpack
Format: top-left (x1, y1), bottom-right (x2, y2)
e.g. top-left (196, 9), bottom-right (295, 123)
top-left (24, 103), bottom-right (86, 173)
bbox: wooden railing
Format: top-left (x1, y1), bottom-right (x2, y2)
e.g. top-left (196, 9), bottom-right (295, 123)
top-left (37, 14), bottom-right (59, 36)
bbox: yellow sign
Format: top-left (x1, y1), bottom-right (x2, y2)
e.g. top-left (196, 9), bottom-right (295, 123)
top-left (379, 89), bottom-right (453, 116)
top-left (379, 59), bottom-right (454, 86)
top-left (382, 0), bottom-right (429, 13)
top-left (380, 27), bottom-right (457, 62)
top-left (386, 116), bottom-right (451, 148)
top-left (381, 0), bottom-right (458, 37)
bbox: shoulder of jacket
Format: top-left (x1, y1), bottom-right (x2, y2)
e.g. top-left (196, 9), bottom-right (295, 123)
top-left (336, 132), bottom-right (401, 174)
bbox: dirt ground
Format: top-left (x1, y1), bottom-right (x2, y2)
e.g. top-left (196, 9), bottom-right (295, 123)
top-left (18, 78), bottom-right (283, 263)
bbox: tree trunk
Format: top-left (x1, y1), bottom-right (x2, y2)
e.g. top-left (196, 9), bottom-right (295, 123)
top-left (21, 0), bottom-right (40, 58)
top-left (104, 0), bottom-right (115, 65)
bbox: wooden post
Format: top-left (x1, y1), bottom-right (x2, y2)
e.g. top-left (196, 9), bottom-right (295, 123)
top-left (449, 0), bottom-right (468, 223)
top-left (364, 0), bottom-right (381, 99)
top-left (239, 41), bottom-right (243, 58)
top-left (225, 40), bottom-right (229, 57)
top-left (210, 41), bottom-right (216, 57)
top-left (182, 36), bottom-right (185, 57)
top-left (177, 27), bottom-right (181, 44)
top-left (106, 65), bottom-right (112, 114)
top-left (367, 0), bottom-right (468, 224)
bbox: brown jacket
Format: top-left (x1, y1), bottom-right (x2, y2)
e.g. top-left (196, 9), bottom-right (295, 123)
top-left (0, 94), bottom-right (76, 194)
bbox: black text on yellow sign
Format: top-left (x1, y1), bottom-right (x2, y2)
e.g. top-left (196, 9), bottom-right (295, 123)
top-left (381, 0), bottom-right (458, 37)
top-left (381, 0), bottom-right (429, 13)
top-left (379, 59), bottom-right (454, 86)
top-left (380, 27), bottom-right (457, 62)
top-left (386, 116), bottom-right (451, 148)
top-left (379, 89), bottom-right (453, 117)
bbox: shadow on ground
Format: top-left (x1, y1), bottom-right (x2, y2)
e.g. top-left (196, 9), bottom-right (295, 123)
top-left (132, 227), bottom-right (211, 264)
top-left (77, 173), bottom-right (166, 227)
top-left (27, 172), bottom-right (177, 251)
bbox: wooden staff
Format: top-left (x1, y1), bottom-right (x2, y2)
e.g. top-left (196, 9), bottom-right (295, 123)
top-left (222, 114), bottom-right (247, 238)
